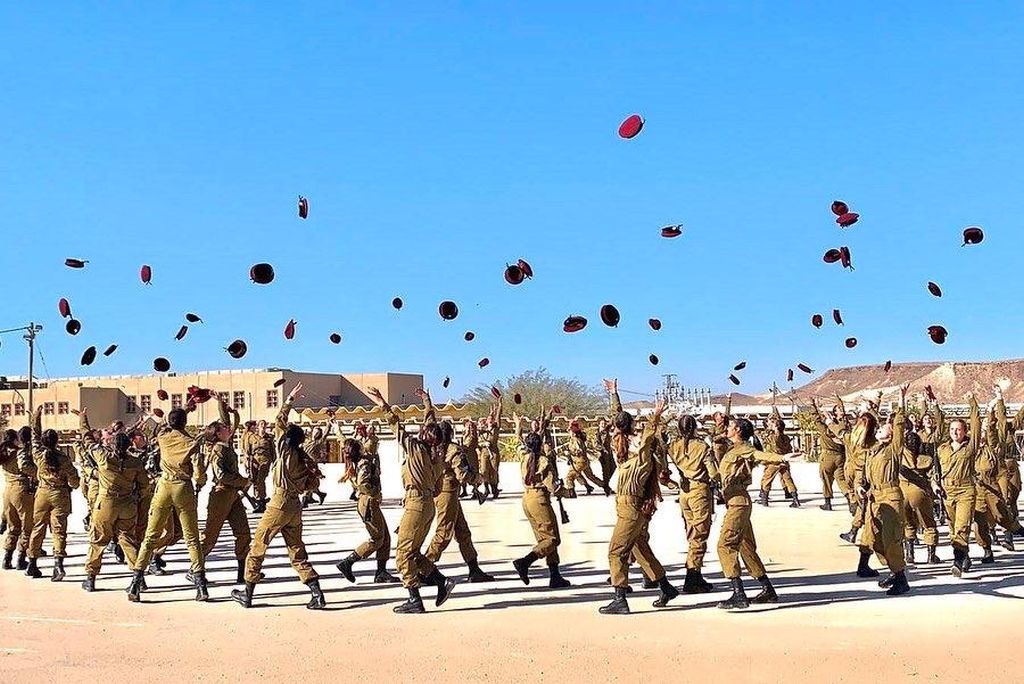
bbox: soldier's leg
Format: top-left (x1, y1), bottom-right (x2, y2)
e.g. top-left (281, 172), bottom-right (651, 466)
top-left (582, 462), bottom-right (605, 490)
top-left (135, 484), bottom-right (174, 569)
top-left (736, 511), bottom-right (767, 578)
top-left (3, 486), bottom-right (23, 553)
top-left (875, 499), bottom-right (907, 574)
top-left (986, 488), bottom-right (1022, 533)
top-left (169, 482), bottom-right (205, 573)
top-left (524, 494), bottom-right (560, 564)
top-left (947, 490), bottom-right (973, 555)
top-left (760, 465), bottom-right (778, 495)
top-left (631, 519), bottom-right (665, 581)
top-left (396, 494), bottom-right (434, 587)
top-left (245, 509), bottom-right (284, 583)
top-left (607, 504), bottom-right (644, 587)
top-left (115, 505), bottom-right (141, 571)
top-left (685, 485), bottom-right (713, 570)
top-left (819, 457), bottom-right (835, 500)
top-left (490, 450), bottom-right (501, 490)
top-left (84, 503), bottom-right (115, 577)
top-left (135, 493), bottom-right (152, 549)
top-left (225, 498), bottom-right (252, 561)
top-left (564, 464), bottom-right (580, 491)
top-left (452, 505), bottom-right (478, 564)
top-left (780, 465), bottom-right (798, 495)
top-left (425, 490), bottom-right (458, 563)
top-left (354, 497), bottom-right (386, 559)
top-left (716, 504), bottom-right (746, 579)
top-left (279, 510), bottom-right (318, 584)
top-left (200, 490), bottom-right (232, 558)
top-left (27, 495), bottom-right (53, 559)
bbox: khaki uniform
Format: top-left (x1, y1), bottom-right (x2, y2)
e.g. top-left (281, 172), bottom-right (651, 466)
top-left (843, 430), bottom-right (873, 535)
top-left (669, 436), bottom-right (718, 571)
top-left (716, 443), bottom-right (783, 579)
top-left (135, 419), bottom-right (207, 574)
top-left (936, 402), bottom-right (980, 554)
top-left (28, 423), bottom-right (81, 559)
top-left (244, 430), bottom-right (276, 501)
top-left (201, 405), bottom-right (251, 560)
top-left (352, 448), bottom-right (389, 562)
top-left (607, 391), bottom-right (665, 587)
top-left (860, 410), bottom-right (906, 573)
top-left (426, 440), bottom-right (479, 564)
top-left (564, 432), bottom-right (604, 494)
top-left (304, 431), bottom-right (327, 498)
top-left (520, 438), bottom-right (565, 566)
top-left (245, 399), bottom-right (319, 584)
top-left (2, 443), bottom-right (35, 554)
top-left (479, 401), bottom-right (502, 490)
top-left (460, 429), bottom-right (480, 486)
top-left (135, 446), bottom-right (159, 549)
top-left (75, 438), bottom-right (100, 517)
top-left (899, 445), bottom-right (939, 547)
top-left (386, 402), bottom-right (444, 589)
top-left (759, 423), bottom-right (797, 496)
top-left (595, 426), bottom-right (615, 490)
top-left (83, 444), bottom-right (148, 577)
top-left (996, 400), bottom-right (1022, 520)
top-left (812, 414), bottom-right (849, 502)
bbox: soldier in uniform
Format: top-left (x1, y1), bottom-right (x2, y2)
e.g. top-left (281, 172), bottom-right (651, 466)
top-left (971, 390), bottom-right (1024, 559)
top-left (131, 428), bottom-right (160, 567)
top-left (935, 395), bottom-right (980, 577)
top-left (198, 398), bottom-right (252, 585)
top-left (563, 420), bottom-right (610, 496)
top-left (715, 417), bottom-right (799, 610)
top-left (25, 405), bottom-right (80, 581)
top-left (1002, 404), bottom-right (1023, 521)
top-left (458, 418), bottom-right (481, 500)
top-left (667, 414), bottom-right (718, 593)
top-left (809, 398), bottom-right (850, 512)
top-left (369, 385), bottom-right (456, 614)
top-left (2, 429), bottom-right (35, 571)
top-left (334, 435), bottom-right (399, 584)
top-left (81, 431), bottom-right (148, 591)
top-left (598, 379), bottom-right (678, 615)
top-left (595, 418), bottom-right (616, 493)
top-left (917, 406), bottom-right (947, 525)
top-left (898, 399), bottom-right (941, 565)
top-left (838, 396), bottom-right (870, 546)
top-left (480, 397), bottom-right (503, 499)
top-left (233, 383), bottom-right (326, 609)
top-left (244, 419), bottom-right (275, 512)
top-left (301, 425), bottom-right (328, 507)
top-left (757, 405), bottom-right (801, 508)
top-left (75, 424), bottom-right (101, 530)
top-left (511, 409), bottom-right (572, 588)
top-left (128, 401), bottom-right (210, 602)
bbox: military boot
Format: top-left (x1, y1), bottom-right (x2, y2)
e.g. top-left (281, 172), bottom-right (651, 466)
top-left (783, 490), bottom-right (793, 500)
top-left (25, 557), bottom-right (42, 578)
top-left (426, 569), bottom-right (456, 607)
top-left (981, 547), bottom-right (995, 564)
top-left (113, 544), bottom-right (125, 565)
top-left (81, 575), bottom-right (96, 592)
top-left (641, 573), bottom-right (659, 590)
top-left (951, 548), bottom-right (965, 578)
top-left (750, 575), bottom-right (778, 604)
top-left (393, 586), bottom-right (425, 614)
top-left (819, 498), bottom-right (833, 511)
top-left (904, 540), bottom-right (915, 565)
top-left (236, 559), bottom-right (246, 585)
top-left (16, 552), bottom-right (27, 570)
top-left (1002, 530), bottom-right (1016, 552)
top-left (757, 490), bottom-right (769, 506)
top-left (195, 572), bottom-right (210, 602)
top-left (306, 579), bottom-right (326, 610)
top-left (548, 565), bottom-right (571, 589)
top-left (598, 587), bottom-right (630, 615)
top-left (927, 545), bottom-right (941, 564)
top-left (0, 519), bottom-right (6, 536)
top-left (317, 492), bottom-right (327, 505)
top-left (373, 560), bottom-right (399, 584)
top-left (856, 550), bottom-right (879, 578)
top-left (681, 568), bottom-right (701, 594)
top-left (148, 558), bottom-right (166, 576)
top-left (513, 552), bottom-right (539, 585)
top-left (788, 492), bottom-right (801, 509)
top-left (232, 582), bottom-right (255, 608)
top-left (336, 552), bottom-right (359, 583)
top-left (51, 557), bottom-right (66, 582)
top-left (467, 560), bottom-right (495, 583)
top-left (127, 570), bottom-right (145, 602)
top-left (886, 570), bottom-right (911, 596)
top-left (652, 577), bottom-right (679, 608)
top-left (2, 549), bottom-right (12, 570)
top-left (878, 573), bottom-right (895, 588)
top-left (839, 528), bottom-right (859, 544)
top-left (717, 578), bottom-right (750, 610)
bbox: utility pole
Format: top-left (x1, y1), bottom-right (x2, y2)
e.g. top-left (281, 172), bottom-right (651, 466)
top-left (0, 322), bottom-right (43, 421)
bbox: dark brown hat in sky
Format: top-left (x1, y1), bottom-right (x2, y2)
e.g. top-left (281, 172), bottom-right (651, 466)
top-left (284, 319), bottom-right (297, 340)
top-left (618, 114), bottom-right (644, 139)
top-left (513, 393), bottom-right (522, 404)
top-left (140, 264), bottom-right (152, 285)
top-left (298, 196), bottom-right (309, 219)
top-left (927, 325), bottom-right (948, 344)
top-left (250, 263), bottom-right (275, 284)
top-left (836, 212), bottom-right (859, 228)
top-left (65, 258), bottom-right (87, 269)
top-left (516, 259), bottom-right (533, 279)
top-left (649, 354), bottom-right (659, 366)
top-left (153, 357), bottom-right (171, 373)
top-left (648, 318), bottom-right (662, 331)
top-left (478, 357), bottom-right (490, 368)
top-left (103, 344), bottom-right (117, 357)
top-left (175, 325), bottom-right (188, 341)
top-left (833, 309), bottom-right (844, 326)
top-left (927, 282), bottom-right (942, 297)
top-left (797, 363), bottom-right (813, 374)
top-left (157, 389), bottom-right (169, 401)
top-left (728, 374), bottom-right (740, 385)
top-left (58, 298), bottom-right (72, 319)
top-left (227, 340), bottom-right (247, 359)
top-left (600, 304), bottom-right (620, 327)
top-left (152, 408), bottom-right (165, 418)
top-left (884, 360), bottom-right (892, 372)
top-left (660, 225), bottom-right (682, 238)
top-left (185, 313), bottom-right (202, 323)
top-left (392, 297), bottom-right (403, 310)
top-left (823, 248), bottom-right (842, 264)
top-left (273, 378), bottom-right (286, 388)
top-left (845, 337), bottom-right (857, 348)
top-left (464, 331), bottom-right (475, 342)
top-left (733, 361), bottom-right (746, 371)
top-left (563, 315), bottom-right (587, 333)
top-left (839, 246), bottom-right (853, 269)
top-left (442, 377), bottom-right (450, 388)
top-left (962, 226), bottom-right (984, 245)
top-left (80, 346), bottom-right (96, 366)
top-left (329, 333), bottom-right (342, 344)
top-left (831, 201), bottom-right (849, 216)
top-left (490, 386), bottom-right (501, 399)
top-left (65, 319), bottom-right (81, 336)
top-left (811, 313), bottom-right (823, 328)
top-left (439, 300), bottom-right (459, 320)
top-left (787, 369), bottom-right (794, 382)
top-left (504, 264), bottom-right (524, 285)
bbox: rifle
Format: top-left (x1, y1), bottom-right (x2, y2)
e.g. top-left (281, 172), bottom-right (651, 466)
top-left (556, 490), bottom-right (570, 525)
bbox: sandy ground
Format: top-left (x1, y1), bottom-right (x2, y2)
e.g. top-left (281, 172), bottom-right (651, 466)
top-left (2, 457), bottom-right (1023, 683)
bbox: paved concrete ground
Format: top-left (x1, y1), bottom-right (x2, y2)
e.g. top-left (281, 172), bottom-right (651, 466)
top-left (2, 460), bottom-right (1022, 683)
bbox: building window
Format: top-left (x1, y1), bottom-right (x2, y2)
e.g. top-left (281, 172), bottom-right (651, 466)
top-left (266, 390), bottom-right (279, 409)
top-left (14, 403), bottom-right (25, 416)
top-left (1, 404), bottom-right (11, 417)
top-left (217, 391), bottom-right (229, 405)
top-left (58, 402), bottom-right (69, 415)
top-left (233, 391), bottom-right (246, 410)
top-left (43, 402), bottom-right (55, 416)
top-left (126, 396), bottom-right (137, 414)
top-left (140, 395), bottom-right (152, 412)
top-left (171, 394), bottom-right (183, 409)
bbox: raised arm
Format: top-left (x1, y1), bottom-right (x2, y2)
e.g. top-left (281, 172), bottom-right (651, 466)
top-left (368, 386), bottom-right (406, 443)
top-left (993, 388), bottom-right (1008, 450)
top-left (968, 394), bottom-right (981, 455)
top-left (275, 383), bottom-right (302, 441)
top-left (891, 385), bottom-right (908, 456)
top-left (422, 388), bottom-right (436, 426)
top-left (604, 379), bottom-right (623, 416)
top-left (32, 405), bottom-right (43, 442)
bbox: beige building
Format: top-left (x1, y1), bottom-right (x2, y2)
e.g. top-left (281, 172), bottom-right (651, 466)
top-left (0, 368), bottom-right (424, 431)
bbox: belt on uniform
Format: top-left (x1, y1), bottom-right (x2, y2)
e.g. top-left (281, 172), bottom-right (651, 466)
top-left (160, 474), bottom-right (193, 484)
top-left (616, 495), bottom-right (643, 505)
top-left (943, 479), bottom-right (974, 488)
top-left (405, 486), bottom-right (434, 497)
top-left (871, 485), bottom-right (902, 496)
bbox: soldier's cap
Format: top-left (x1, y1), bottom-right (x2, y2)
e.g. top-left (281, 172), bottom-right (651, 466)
top-left (249, 263), bottom-right (275, 284)
top-left (227, 339), bottom-right (247, 359)
top-left (153, 357), bottom-right (171, 372)
top-left (600, 304), bottom-right (620, 327)
top-left (439, 300), bottom-right (459, 320)
top-left (66, 319), bottom-right (82, 335)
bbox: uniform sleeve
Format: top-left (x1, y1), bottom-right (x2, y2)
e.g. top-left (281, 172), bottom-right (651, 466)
top-left (610, 390), bottom-right (623, 416)
top-left (274, 400), bottom-right (293, 442)
top-left (65, 459), bottom-right (81, 490)
top-left (18, 447), bottom-right (37, 479)
top-left (635, 413), bottom-right (661, 456)
top-left (699, 441), bottom-right (719, 480)
top-left (891, 405), bottom-right (906, 456)
top-left (218, 447), bottom-right (250, 490)
top-left (968, 397), bottom-right (981, 458)
top-left (995, 398), bottom-right (1008, 452)
top-left (750, 448), bottom-right (784, 465)
top-left (933, 404), bottom-right (948, 446)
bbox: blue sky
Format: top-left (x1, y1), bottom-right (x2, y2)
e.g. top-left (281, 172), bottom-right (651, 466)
top-left (2, 3), bottom-right (1022, 400)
